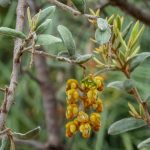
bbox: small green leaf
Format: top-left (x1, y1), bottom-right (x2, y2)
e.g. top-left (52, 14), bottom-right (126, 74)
top-left (107, 81), bottom-right (124, 90)
top-left (97, 18), bottom-right (109, 31)
top-left (75, 54), bottom-right (92, 64)
top-left (36, 34), bottom-right (62, 45)
top-left (116, 21), bottom-right (133, 49)
top-left (116, 28), bottom-right (128, 51)
top-left (72, 0), bottom-right (86, 13)
top-left (128, 21), bottom-right (139, 48)
top-left (107, 79), bottom-right (134, 91)
top-left (108, 118), bottom-right (146, 135)
top-left (95, 28), bottom-right (111, 45)
top-left (0, 0), bottom-right (10, 7)
top-left (10, 138), bottom-right (15, 150)
top-left (0, 27), bottom-right (26, 39)
top-left (116, 15), bottom-right (123, 30)
top-left (13, 126), bottom-right (41, 140)
top-left (128, 52), bottom-right (150, 72)
top-left (58, 25), bottom-right (76, 57)
top-left (36, 19), bottom-right (52, 34)
top-left (123, 79), bottom-right (134, 91)
top-left (35, 6), bottom-right (55, 27)
top-left (128, 102), bottom-right (140, 116)
top-left (0, 137), bottom-right (7, 150)
top-left (138, 137), bottom-right (150, 149)
top-left (27, 7), bottom-right (32, 29)
top-left (57, 51), bottom-right (70, 58)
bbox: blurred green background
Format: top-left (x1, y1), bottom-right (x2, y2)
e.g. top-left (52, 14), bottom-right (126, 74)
top-left (0, 0), bottom-right (150, 149)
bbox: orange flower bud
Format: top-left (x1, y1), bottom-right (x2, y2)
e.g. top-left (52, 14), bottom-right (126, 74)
top-left (77, 111), bottom-right (89, 123)
top-left (66, 121), bottom-right (78, 138)
top-left (94, 76), bottom-right (104, 91)
top-left (87, 89), bottom-right (98, 100)
top-left (66, 89), bottom-right (79, 103)
top-left (66, 104), bottom-right (78, 119)
top-left (66, 79), bottom-right (78, 90)
top-left (90, 113), bottom-right (101, 131)
top-left (79, 123), bottom-right (91, 138)
top-left (93, 99), bottom-right (103, 112)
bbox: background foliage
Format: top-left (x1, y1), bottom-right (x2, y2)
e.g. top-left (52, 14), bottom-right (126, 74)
top-left (0, 0), bottom-right (150, 149)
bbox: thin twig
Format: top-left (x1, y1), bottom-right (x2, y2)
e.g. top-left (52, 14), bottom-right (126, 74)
top-left (48, 0), bottom-right (97, 19)
top-left (0, 88), bottom-right (5, 93)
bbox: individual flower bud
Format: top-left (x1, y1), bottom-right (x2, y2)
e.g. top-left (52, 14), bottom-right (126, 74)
top-left (66, 79), bottom-right (78, 91)
top-left (83, 98), bottom-right (94, 109)
top-left (66, 104), bottom-right (79, 119)
top-left (79, 123), bottom-right (91, 138)
top-left (94, 76), bottom-right (104, 91)
top-left (93, 98), bottom-right (103, 112)
top-left (77, 111), bottom-right (89, 123)
top-left (87, 89), bottom-right (98, 100)
top-left (83, 99), bottom-right (91, 109)
top-left (66, 89), bottom-right (79, 103)
top-left (66, 121), bottom-right (78, 138)
top-left (90, 113), bottom-right (101, 131)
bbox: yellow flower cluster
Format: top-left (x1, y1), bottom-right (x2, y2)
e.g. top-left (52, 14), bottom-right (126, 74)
top-left (65, 75), bottom-right (104, 138)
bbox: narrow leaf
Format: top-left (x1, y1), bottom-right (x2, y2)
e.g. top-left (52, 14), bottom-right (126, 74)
top-left (116, 28), bottom-right (128, 50)
top-left (27, 7), bottom-right (32, 29)
top-left (72, 0), bottom-right (86, 13)
top-left (57, 51), bottom-right (70, 58)
top-left (138, 137), bottom-right (150, 149)
top-left (108, 117), bottom-right (146, 135)
top-left (10, 138), bottom-right (15, 150)
top-left (58, 25), bottom-right (76, 56)
top-left (35, 6), bottom-right (55, 27)
top-left (13, 126), bottom-right (41, 140)
top-left (128, 52), bottom-right (150, 72)
top-left (36, 34), bottom-right (62, 45)
top-left (107, 81), bottom-right (124, 90)
top-left (75, 54), bottom-right (92, 64)
top-left (0, 27), bottom-right (26, 39)
top-left (128, 21), bottom-right (139, 48)
top-left (36, 19), bottom-right (52, 34)
top-left (128, 102), bottom-right (140, 116)
top-left (107, 79), bottom-right (134, 91)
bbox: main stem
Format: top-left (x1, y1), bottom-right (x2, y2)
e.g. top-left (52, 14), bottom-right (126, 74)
top-left (0, 0), bottom-right (26, 130)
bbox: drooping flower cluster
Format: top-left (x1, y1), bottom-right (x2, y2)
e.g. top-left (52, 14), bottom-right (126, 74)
top-left (65, 75), bottom-right (104, 138)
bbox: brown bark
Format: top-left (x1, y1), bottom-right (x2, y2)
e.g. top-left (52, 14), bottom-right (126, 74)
top-left (0, 0), bottom-right (26, 129)
top-left (110, 0), bottom-right (150, 26)
top-left (34, 54), bottom-right (62, 149)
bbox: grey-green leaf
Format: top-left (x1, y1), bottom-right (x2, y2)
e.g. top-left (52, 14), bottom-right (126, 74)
top-left (36, 19), bottom-right (52, 34)
top-left (13, 126), bottom-right (41, 140)
top-left (72, 0), bottom-right (86, 13)
top-left (58, 25), bottom-right (76, 56)
top-left (107, 81), bottom-right (124, 90)
top-left (128, 52), bottom-right (150, 72)
top-left (108, 118), bottom-right (146, 135)
top-left (36, 6), bottom-right (55, 26)
top-left (97, 18), bottom-right (109, 31)
top-left (0, 137), bottom-right (7, 150)
top-left (57, 51), bottom-right (70, 58)
top-left (107, 79), bottom-right (134, 92)
top-left (75, 54), bottom-right (92, 64)
top-left (0, 27), bottom-right (26, 39)
top-left (138, 137), bottom-right (150, 149)
top-left (0, 0), bottom-right (10, 7)
top-left (95, 28), bottom-right (111, 45)
top-left (36, 34), bottom-right (62, 45)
